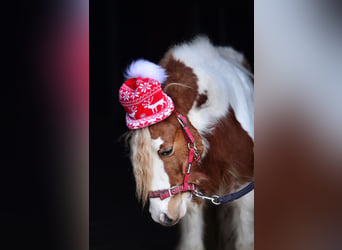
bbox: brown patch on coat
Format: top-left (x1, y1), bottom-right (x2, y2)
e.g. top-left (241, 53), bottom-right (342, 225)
top-left (189, 106), bottom-right (254, 198)
top-left (196, 90), bottom-right (208, 108)
top-left (159, 54), bottom-right (198, 115)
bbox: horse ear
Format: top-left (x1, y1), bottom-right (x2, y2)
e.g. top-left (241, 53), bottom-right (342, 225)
top-left (124, 59), bottom-right (168, 84)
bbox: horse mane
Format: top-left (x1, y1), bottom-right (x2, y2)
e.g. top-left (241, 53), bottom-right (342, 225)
top-left (129, 127), bottom-right (153, 206)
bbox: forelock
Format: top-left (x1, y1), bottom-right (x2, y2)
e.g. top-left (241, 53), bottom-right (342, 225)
top-left (130, 127), bottom-right (153, 206)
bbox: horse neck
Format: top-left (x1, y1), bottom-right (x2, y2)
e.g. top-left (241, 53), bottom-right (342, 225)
top-left (195, 107), bottom-right (254, 196)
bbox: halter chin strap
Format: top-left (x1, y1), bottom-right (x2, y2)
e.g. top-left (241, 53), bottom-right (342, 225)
top-left (148, 111), bottom-right (254, 205)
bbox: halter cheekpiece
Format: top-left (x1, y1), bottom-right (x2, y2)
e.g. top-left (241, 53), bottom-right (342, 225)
top-left (149, 112), bottom-right (200, 200)
top-left (149, 112), bottom-right (254, 205)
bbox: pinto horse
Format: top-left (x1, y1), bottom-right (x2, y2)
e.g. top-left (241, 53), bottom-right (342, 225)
top-left (124, 37), bottom-right (254, 250)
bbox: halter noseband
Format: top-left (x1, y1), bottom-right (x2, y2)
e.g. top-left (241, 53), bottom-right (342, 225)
top-left (148, 112), bottom-right (254, 205)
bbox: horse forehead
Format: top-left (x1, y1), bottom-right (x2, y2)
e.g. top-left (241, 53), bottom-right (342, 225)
top-left (151, 136), bottom-right (163, 150)
top-left (149, 121), bottom-right (177, 141)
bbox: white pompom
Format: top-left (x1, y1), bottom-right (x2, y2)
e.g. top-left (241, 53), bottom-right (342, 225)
top-left (124, 59), bottom-right (168, 84)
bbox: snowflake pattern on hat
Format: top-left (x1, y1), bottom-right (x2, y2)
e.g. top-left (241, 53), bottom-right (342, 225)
top-left (119, 76), bottom-right (174, 130)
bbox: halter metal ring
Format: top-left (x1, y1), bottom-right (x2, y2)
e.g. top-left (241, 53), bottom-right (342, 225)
top-left (210, 195), bottom-right (221, 205)
top-left (188, 143), bottom-right (200, 160)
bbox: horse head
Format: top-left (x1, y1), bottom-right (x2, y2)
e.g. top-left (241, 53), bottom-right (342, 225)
top-left (129, 111), bottom-right (208, 226)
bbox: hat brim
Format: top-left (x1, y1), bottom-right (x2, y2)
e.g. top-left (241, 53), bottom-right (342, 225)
top-left (125, 96), bottom-right (175, 130)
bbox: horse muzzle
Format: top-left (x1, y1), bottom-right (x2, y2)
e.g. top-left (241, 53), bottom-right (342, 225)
top-left (159, 213), bottom-right (180, 227)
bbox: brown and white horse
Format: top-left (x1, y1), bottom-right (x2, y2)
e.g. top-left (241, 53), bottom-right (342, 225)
top-left (126, 37), bottom-right (254, 250)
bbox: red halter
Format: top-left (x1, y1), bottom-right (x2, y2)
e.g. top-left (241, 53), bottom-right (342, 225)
top-left (149, 112), bottom-right (200, 200)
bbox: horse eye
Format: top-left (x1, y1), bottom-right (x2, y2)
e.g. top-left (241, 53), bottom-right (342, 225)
top-left (159, 146), bottom-right (174, 157)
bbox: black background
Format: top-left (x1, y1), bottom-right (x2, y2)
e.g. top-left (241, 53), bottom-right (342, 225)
top-left (13, 1), bottom-right (342, 250)
top-left (90, 1), bottom-right (253, 250)
top-left (9, 1), bottom-right (252, 249)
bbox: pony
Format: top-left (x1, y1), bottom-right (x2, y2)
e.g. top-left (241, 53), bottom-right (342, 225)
top-left (123, 37), bottom-right (254, 250)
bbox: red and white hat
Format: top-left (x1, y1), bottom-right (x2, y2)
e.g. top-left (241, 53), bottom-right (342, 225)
top-left (119, 59), bottom-right (174, 130)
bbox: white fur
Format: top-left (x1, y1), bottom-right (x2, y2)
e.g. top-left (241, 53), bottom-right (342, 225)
top-left (171, 36), bottom-right (254, 140)
top-left (177, 204), bottom-right (205, 250)
top-left (125, 59), bottom-right (168, 84)
top-left (233, 190), bottom-right (254, 250)
top-left (148, 137), bottom-right (171, 223)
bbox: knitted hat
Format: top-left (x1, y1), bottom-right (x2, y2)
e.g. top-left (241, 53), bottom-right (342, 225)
top-left (119, 59), bottom-right (174, 129)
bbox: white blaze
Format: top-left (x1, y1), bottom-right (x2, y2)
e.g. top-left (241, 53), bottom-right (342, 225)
top-left (148, 137), bottom-right (171, 223)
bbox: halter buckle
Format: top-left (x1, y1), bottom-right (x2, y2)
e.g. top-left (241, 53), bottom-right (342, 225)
top-left (168, 185), bottom-right (180, 197)
top-left (188, 143), bottom-right (200, 161)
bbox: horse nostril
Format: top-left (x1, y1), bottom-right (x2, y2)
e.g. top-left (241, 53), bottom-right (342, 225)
top-left (162, 213), bottom-right (175, 226)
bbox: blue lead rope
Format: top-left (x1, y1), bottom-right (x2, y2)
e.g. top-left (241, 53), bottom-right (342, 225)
top-left (192, 181), bottom-right (254, 205)
top-left (216, 181), bottom-right (254, 204)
